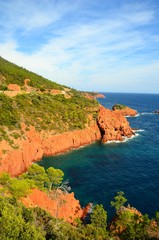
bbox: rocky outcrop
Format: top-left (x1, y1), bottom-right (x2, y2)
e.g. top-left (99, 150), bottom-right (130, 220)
top-left (42, 124), bottom-right (101, 157)
top-left (95, 93), bottom-right (105, 98)
top-left (50, 89), bottom-right (61, 94)
top-left (7, 84), bottom-right (20, 91)
top-left (0, 106), bottom-right (135, 176)
top-left (0, 122), bottom-right (101, 176)
top-left (155, 110), bottom-right (159, 114)
top-left (109, 206), bottom-right (142, 235)
top-left (97, 106), bottom-right (134, 142)
top-left (83, 93), bottom-right (105, 100)
top-left (24, 79), bottom-right (30, 86)
top-left (112, 104), bottom-right (137, 117)
top-left (21, 188), bottom-right (85, 224)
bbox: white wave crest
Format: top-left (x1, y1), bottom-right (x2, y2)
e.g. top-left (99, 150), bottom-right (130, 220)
top-left (141, 112), bottom-right (154, 115)
top-left (125, 113), bottom-right (140, 118)
top-left (106, 140), bottom-right (121, 144)
top-left (105, 133), bottom-right (139, 144)
top-left (133, 129), bottom-right (145, 132)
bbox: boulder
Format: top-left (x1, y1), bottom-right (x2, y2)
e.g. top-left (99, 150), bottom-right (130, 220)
top-left (7, 84), bottom-right (20, 91)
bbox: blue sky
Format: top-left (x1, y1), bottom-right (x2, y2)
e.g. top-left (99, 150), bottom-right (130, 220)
top-left (0, 0), bottom-right (159, 93)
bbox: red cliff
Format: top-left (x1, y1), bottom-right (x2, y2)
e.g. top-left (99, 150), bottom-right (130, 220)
top-left (112, 104), bottom-right (138, 117)
top-left (0, 106), bottom-right (134, 176)
top-left (21, 188), bottom-right (84, 224)
top-left (97, 106), bottom-right (134, 142)
top-left (0, 122), bottom-right (101, 176)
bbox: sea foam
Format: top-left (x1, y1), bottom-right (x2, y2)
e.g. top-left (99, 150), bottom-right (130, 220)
top-left (105, 133), bottom-right (139, 144)
top-left (141, 112), bottom-right (154, 115)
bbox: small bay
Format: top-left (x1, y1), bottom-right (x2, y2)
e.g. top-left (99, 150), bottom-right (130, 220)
top-left (39, 93), bottom-right (159, 219)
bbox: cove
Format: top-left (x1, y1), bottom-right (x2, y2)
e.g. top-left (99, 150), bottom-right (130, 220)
top-left (38, 93), bottom-right (159, 219)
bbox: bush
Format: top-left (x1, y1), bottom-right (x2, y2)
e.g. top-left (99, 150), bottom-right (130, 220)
top-left (112, 104), bottom-right (126, 110)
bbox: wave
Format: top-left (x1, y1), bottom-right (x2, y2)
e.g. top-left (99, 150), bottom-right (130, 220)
top-left (141, 112), bottom-right (154, 115)
top-left (127, 112), bottom-right (155, 118)
top-left (125, 113), bottom-right (140, 118)
top-left (133, 129), bottom-right (145, 132)
top-left (122, 133), bottom-right (139, 142)
top-left (106, 140), bottom-right (122, 144)
top-left (106, 133), bottom-right (139, 144)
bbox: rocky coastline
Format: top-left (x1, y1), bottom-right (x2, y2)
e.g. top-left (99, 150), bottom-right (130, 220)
top-left (0, 102), bottom-right (137, 225)
top-left (112, 104), bottom-right (138, 117)
top-left (0, 105), bottom-right (135, 177)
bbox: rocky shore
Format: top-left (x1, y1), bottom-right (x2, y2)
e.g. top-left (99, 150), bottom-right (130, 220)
top-left (112, 104), bottom-right (138, 116)
top-left (0, 105), bottom-right (135, 177)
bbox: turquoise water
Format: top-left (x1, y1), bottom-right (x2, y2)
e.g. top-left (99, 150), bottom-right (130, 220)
top-left (39, 93), bottom-right (159, 219)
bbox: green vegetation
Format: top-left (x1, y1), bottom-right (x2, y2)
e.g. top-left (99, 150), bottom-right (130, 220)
top-left (0, 93), bottom-right (20, 128)
top-left (0, 57), bottom-right (99, 144)
top-left (0, 197), bottom-right (45, 240)
top-left (0, 56), bottom-right (62, 89)
top-left (110, 191), bottom-right (127, 212)
top-left (0, 84), bottom-right (7, 91)
top-left (0, 165), bottom-right (65, 197)
top-left (0, 167), bottom-right (159, 239)
top-left (20, 164), bottom-right (64, 191)
top-left (112, 104), bottom-right (127, 110)
top-left (1, 57), bottom-right (158, 239)
top-left (0, 92), bottom-right (98, 134)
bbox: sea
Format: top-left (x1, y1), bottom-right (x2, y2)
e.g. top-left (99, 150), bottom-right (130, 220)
top-left (38, 93), bottom-right (159, 220)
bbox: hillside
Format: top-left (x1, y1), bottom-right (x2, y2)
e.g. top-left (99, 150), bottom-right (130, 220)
top-left (0, 57), bottom-right (99, 145)
top-left (0, 57), bottom-right (136, 177)
top-left (0, 56), bottom-right (63, 89)
top-left (1, 57), bottom-right (159, 239)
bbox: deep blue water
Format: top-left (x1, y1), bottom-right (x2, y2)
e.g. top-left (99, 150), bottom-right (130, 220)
top-left (39, 93), bottom-right (159, 219)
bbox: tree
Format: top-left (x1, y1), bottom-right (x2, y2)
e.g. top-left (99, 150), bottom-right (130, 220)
top-left (8, 178), bottom-right (34, 198)
top-left (46, 167), bottom-right (64, 190)
top-left (111, 191), bottom-right (127, 212)
top-left (83, 204), bottom-right (110, 239)
top-left (156, 211), bottom-right (159, 226)
top-left (91, 204), bottom-right (107, 229)
top-left (120, 214), bottom-right (150, 240)
top-left (22, 164), bottom-right (49, 189)
top-left (0, 173), bottom-right (10, 185)
top-left (0, 197), bottom-right (45, 240)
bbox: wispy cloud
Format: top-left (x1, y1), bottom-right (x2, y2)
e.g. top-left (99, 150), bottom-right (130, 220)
top-left (0, 0), bottom-right (159, 93)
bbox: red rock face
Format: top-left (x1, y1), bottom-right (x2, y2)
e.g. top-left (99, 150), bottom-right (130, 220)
top-left (0, 122), bottom-right (101, 176)
top-left (0, 106), bottom-right (135, 176)
top-left (21, 188), bottom-right (84, 223)
top-left (94, 93), bottom-right (105, 98)
top-left (42, 124), bottom-right (101, 156)
top-left (84, 93), bottom-right (105, 100)
top-left (97, 106), bottom-right (134, 143)
top-left (112, 106), bottom-right (137, 117)
top-left (7, 84), bottom-right (20, 91)
top-left (0, 106), bottom-right (135, 224)
top-left (50, 89), bottom-right (61, 94)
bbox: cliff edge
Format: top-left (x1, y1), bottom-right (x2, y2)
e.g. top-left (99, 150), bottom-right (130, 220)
top-left (0, 106), bottom-right (135, 176)
top-left (97, 106), bottom-right (134, 142)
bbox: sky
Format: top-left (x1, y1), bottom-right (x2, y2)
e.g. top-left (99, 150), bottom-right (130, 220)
top-left (0, 0), bottom-right (159, 93)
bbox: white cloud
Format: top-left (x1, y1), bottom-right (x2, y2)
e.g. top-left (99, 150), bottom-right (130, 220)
top-left (0, 0), bottom-right (159, 93)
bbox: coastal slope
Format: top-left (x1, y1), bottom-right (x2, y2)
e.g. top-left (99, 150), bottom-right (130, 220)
top-left (0, 105), bottom-right (135, 176)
